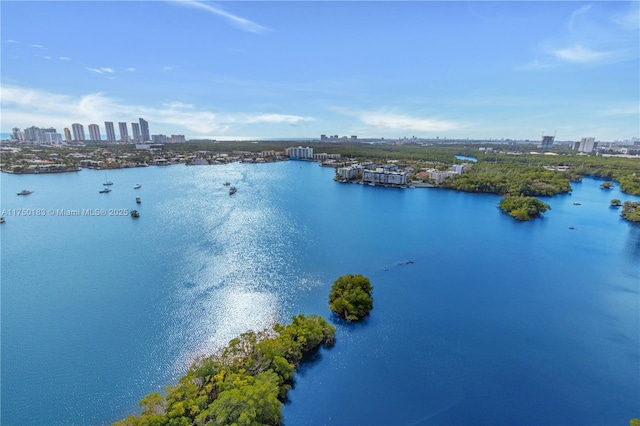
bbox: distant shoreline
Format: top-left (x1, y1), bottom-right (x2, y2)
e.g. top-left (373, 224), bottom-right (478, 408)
top-left (2, 168), bottom-right (81, 174)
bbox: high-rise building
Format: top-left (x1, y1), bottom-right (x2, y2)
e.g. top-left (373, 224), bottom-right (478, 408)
top-left (64, 128), bottom-right (72, 142)
top-left (139, 118), bottom-right (150, 142)
top-left (541, 135), bottom-right (555, 149)
top-left (72, 123), bottom-right (86, 141)
top-left (285, 146), bottom-right (313, 159)
top-left (45, 132), bottom-right (63, 144)
top-left (118, 122), bottom-right (129, 142)
top-left (578, 137), bottom-right (596, 153)
top-left (88, 124), bottom-right (101, 141)
top-left (131, 122), bottom-right (141, 142)
top-left (24, 126), bottom-right (52, 142)
top-left (105, 121), bottom-right (116, 142)
top-left (12, 128), bottom-right (26, 142)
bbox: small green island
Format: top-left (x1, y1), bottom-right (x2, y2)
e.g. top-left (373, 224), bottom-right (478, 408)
top-left (621, 201), bottom-right (640, 223)
top-left (498, 195), bottom-right (551, 221)
top-left (115, 314), bottom-right (335, 426)
top-left (329, 274), bottom-right (374, 321)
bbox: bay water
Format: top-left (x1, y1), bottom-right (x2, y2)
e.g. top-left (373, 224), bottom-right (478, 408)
top-left (1, 161), bottom-right (638, 425)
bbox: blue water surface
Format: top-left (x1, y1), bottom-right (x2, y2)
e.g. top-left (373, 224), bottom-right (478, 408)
top-left (1, 162), bottom-right (638, 425)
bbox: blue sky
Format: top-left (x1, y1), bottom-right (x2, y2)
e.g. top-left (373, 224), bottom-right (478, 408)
top-left (1, 1), bottom-right (638, 141)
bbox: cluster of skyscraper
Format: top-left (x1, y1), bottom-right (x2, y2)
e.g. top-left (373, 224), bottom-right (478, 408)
top-left (12, 118), bottom-right (151, 143)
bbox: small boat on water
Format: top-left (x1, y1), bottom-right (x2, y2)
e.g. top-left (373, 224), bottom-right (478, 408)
top-left (223, 182), bottom-right (231, 186)
top-left (136, 196), bottom-right (141, 204)
top-left (229, 186), bottom-right (237, 195)
top-left (17, 189), bottom-right (33, 195)
top-left (133, 184), bottom-right (142, 189)
top-left (573, 202), bottom-right (581, 205)
top-left (130, 210), bottom-right (140, 218)
top-left (0, 217), bottom-right (5, 224)
top-left (103, 173), bottom-right (113, 186)
top-left (99, 188), bottom-right (112, 193)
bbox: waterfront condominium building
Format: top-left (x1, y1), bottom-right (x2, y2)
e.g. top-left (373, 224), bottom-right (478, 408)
top-left (105, 121), bottom-right (116, 142)
top-left (118, 122), bottom-right (129, 142)
top-left (88, 124), bottom-right (101, 141)
top-left (139, 117), bottom-right (150, 142)
top-left (131, 122), bottom-right (141, 142)
top-left (72, 123), bottom-right (86, 141)
top-left (64, 128), bottom-right (72, 142)
top-left (285, 146), bottom-right (314, 159)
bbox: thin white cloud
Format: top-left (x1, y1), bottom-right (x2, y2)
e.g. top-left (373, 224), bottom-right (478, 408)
top-left (162, 101), bottom-right (194, 109)
top-left (163, 66), bottom-right (174, 71)
top-left (568, 5), bottom-right (592, 30)
top-left (599, 102), bottom-right (640, 116)
top-left (243, 113), bottom-right (313, 125)
top-left (59, 56), bottom-right (72, 61)
top-left (526, 4), bottom-right (638, 69)
top-left (86, 67), bottom-right (115, 75)
top-left (30, 44), bottom-right (45, 49)
top-left (552, 44), bottom-right (612, 63)
top-left (334, 107), bottom-right (461, 132)
top-left (612, 4), bottom-right (640, 30)
top-left (1, 85), bottom-right (312, 135)
top-left (7, 39), bottom-right (20, 44)
top-left (169, 0), bottom-right (269, 34)
top-left (42, 56), bottom-right (52, 60)
top-left (126, 67), bottom-right (136, 72)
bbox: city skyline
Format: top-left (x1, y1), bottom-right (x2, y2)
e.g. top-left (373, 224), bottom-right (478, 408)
top-left (10, 116), bottom-right (155, 143)
top-left (1, 1), bottom-right (638, 141)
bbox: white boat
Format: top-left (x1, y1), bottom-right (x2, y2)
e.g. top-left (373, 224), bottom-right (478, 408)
top-left (133, 184), bottom-right (142, 189)
top-left (103, 173), bottom-right (113, 186)
top-left (99, 188), bottom-right (112, 193)
top-left (17, 189), bottom-right (33, 195)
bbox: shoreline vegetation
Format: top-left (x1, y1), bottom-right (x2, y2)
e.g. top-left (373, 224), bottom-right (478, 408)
top-left (115, 273), bottom-right (373, 425)
top-left (115, 314), bottom-right (335, 426)
top-left (2, 140), bottom-right (639, 221)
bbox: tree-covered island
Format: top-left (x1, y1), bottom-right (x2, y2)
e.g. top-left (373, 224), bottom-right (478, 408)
top-left (115, 314), bottom-right (335, 426)
top-left (329, 274), bottom-right (373, 321)
top-left (498, 195), bottom-right (551, 221)
top-left (621, 201), bottom-right (640, 223)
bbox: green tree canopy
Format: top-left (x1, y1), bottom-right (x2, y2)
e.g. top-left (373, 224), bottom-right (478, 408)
top-left (499, 195), bottom-right (550, 221)
top-left (115, 314), bottom-right (335, 426)
top-left (329, 274), bottom-right (373, 322)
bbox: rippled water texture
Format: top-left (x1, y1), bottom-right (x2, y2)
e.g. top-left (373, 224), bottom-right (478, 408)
top-left (1, 162), bottom-right (638, 425)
